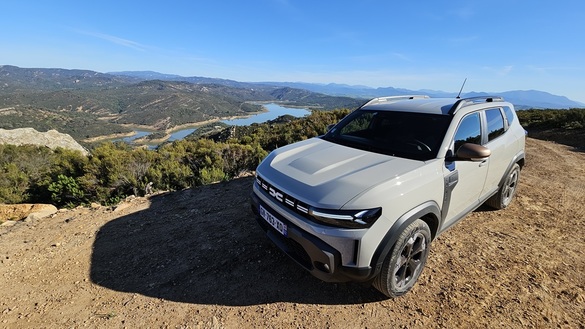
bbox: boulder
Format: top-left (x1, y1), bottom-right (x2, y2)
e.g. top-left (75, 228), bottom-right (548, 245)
top-left (0, 128), bottom-right (88, 155)
top-left (0, 204), bottom-right (58, 222)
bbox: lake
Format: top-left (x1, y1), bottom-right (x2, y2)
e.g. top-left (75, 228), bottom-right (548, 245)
top-left (220, 103), bottom-right (311, 126)
top-left (121, 130), bottom-right (151, 143)
top-left (168, 128), bottom-right (197, 141)
top-left (117, 103), bottom-right (311, 145)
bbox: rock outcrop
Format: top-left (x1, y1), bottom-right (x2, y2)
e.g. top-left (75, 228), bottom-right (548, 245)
top-left (0, 128), bottom-right (88, 155)
top-left (0, 203), bottom-right (58, 222)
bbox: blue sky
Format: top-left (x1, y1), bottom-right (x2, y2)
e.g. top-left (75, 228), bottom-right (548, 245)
top-left (1, 1), bottom-right (584, 102)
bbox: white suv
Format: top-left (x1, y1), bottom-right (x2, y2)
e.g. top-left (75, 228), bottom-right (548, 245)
top-left (251, 95), bottom-right (526, 297)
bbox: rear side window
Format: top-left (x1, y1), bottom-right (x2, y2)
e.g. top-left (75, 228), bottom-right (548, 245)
top-left (503, 106), bottom-right (515, 126)
top-left (486, 108), bottom-right (505, 141)
top-left (454, 112), bottom-right (481, 151)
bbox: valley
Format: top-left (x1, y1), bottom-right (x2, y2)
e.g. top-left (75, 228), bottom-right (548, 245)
top-left (0, 66), bottom-right (363, 143)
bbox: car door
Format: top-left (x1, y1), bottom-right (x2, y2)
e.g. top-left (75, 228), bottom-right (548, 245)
top-left (442, 111), bottom-right (488, 227)
top-left (481, 107), bottom-right (512, 198)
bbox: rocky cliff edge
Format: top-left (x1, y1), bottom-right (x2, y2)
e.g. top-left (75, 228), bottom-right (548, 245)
top-left (0, 128), bottom-right (88, 156)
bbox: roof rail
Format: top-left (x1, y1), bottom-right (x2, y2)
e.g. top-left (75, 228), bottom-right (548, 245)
top-left (363, 95), bottom-right (429, 107)
top-left (448, 96), bottom-right (505, 114)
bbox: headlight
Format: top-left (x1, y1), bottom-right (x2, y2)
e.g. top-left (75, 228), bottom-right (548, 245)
top-left (309, 207), bottom-right (382, 228)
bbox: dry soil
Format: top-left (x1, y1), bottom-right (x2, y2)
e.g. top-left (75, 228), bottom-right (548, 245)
top-left (1, 137), bottom-right (584, 328)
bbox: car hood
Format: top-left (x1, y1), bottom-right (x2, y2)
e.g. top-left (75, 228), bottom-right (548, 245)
top-left (256, 137), bottom-right (425, 208)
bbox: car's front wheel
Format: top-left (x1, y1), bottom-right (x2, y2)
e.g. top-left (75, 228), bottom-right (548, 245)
top-left (373, 219), bottom-right (431, 298)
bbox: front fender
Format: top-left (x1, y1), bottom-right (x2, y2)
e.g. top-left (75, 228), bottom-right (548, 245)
top-left (368, 201), bottom-right (441, 280)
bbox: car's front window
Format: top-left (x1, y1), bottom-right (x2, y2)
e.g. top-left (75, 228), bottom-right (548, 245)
top-left (453, 112), bottom-right (481, 151)
top-left (322, 110), bottom-right (451, 160)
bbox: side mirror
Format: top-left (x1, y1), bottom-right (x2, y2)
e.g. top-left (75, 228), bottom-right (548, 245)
top-left (456, 143), bottom-right (491, 161)
top-left (326, 124), bottom-right (336, 131)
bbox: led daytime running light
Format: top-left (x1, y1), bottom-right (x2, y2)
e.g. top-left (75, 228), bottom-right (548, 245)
top-left (309, 207), bottom-right (382, 228)
top-left (310, 210), bottom-right (354, 221)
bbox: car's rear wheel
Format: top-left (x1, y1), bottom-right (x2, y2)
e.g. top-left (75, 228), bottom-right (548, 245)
top-left (486, 163), bottom-right (520, 209)
top-left (373, 219), bottom-right (431, 298)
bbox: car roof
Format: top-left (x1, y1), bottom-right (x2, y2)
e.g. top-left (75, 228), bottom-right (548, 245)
top-left (360, 95), bottom-right (507, 115)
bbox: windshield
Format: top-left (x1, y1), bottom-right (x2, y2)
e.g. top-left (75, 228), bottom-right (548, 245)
top-left (322, 110), bottom-right (451, 161)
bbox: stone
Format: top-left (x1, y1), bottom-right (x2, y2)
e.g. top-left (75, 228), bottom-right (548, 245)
top-left (0, 204), bottom-right (58, 221)
top-left (0, 128), bottom-right (88, 155)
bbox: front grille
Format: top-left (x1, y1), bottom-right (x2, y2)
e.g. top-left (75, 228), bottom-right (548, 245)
top-left (256, 175), bottom-right (311, 218)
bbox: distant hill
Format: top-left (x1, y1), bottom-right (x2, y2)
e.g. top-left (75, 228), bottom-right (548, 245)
top-left (108, 71), bottom-right (184, 81)
top-left (0, 65), bottom-right (133, 91)
top-left (2, 65), bottom-right (582, 142)
top-left (108, 70), bottom-right (585, 109)
top-left (255, 81), bottom-right (585, 110)
top-left (483, 90), bottom-right (584, 109)
top-left (0, 66), bottom-right (363, 140)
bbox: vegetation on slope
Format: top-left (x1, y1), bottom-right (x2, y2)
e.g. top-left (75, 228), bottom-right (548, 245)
top-left (0, 107), bottom-right (133, 140)
top-left (1, 107), bottom-right (583, 208)
top-left (0, 109), bottom-right (350, 207)
top-left (516, 108), bottom-right (585, 149)
top-left (0, 66), bottom-right (364, 140)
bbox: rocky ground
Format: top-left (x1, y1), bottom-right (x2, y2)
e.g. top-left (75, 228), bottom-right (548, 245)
top-left (1, 137), bottom-right (584, 328)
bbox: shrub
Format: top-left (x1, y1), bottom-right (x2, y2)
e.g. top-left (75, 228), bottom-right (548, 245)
top-left (0, 163), bottom-right (30, 204)
top-left (48, 174), bottom-right (85, 208)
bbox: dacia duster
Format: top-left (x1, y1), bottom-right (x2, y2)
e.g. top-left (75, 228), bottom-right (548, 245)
top-left (251, 95), bottom-right (526, 297)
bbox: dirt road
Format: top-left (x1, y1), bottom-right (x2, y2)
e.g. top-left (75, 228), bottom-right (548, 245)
top-left (1, 137), bottom-right (584, 328)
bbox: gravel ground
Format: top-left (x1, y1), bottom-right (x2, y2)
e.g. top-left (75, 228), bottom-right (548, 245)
top-left (1, 137), bottom-right (584, 328)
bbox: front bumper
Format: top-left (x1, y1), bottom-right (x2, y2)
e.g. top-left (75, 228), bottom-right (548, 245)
top-left (251, 191), bottom-right (375, 283)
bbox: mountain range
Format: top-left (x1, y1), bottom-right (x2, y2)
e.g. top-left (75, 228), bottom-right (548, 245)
top-left (110, 71), bottom-right (585, 110)
top-left (0, 65), bottom-right (362, 140)
top-left (0, 65), bottom-right (583, 142)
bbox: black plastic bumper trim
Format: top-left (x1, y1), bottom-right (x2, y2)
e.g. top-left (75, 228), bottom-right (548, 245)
top-left (251, 191), bottom-right (374, 282)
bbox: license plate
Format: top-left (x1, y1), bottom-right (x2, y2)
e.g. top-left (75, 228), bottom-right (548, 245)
top-left (259, 205), bottom-right (288, 237)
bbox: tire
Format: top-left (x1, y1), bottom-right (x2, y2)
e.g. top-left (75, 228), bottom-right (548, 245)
top-left (373, 219), bottom-right (431, 298)
top-left (485, 163), bottom-right (520, 210)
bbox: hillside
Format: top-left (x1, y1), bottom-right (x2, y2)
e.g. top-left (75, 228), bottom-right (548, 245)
top-left (2, 65), bottom-right (583, 143)
top-left (0, 137), bottom-right (583, 328)
top-left (0, 66), bottom-right (363, 140)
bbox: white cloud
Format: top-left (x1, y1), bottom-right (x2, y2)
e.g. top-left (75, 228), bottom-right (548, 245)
top-left (482, 65), bottom-right (513, 76)
top-left (75, 30), bottom-right (147, 51)
top-left (499, 65), bottom-right (513, 75)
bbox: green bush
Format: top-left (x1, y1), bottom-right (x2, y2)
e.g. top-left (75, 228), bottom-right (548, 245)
top-left (199, 167), bottom-right (227, 184)
top-left (517, 108), bottom-right (585, 130)
top-left (0, 163), bottom-right (30, 203)
top-left (48, 174), bottom-right (85, 208)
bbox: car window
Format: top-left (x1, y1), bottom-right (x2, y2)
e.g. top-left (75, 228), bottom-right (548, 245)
top-left (454, 112), bottom-right (481, 151)
top-left (486, 108), bottom-right (505, 141)
top-left (323, 110), bottom-right (451, 160)
top-left (338, 111), bottom-right (375, 135)
top-left (503, 106), bottom-right (515, 127)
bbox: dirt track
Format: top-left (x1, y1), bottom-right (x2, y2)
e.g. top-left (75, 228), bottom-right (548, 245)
top-left (1, 137), bottom-right (584, 328)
